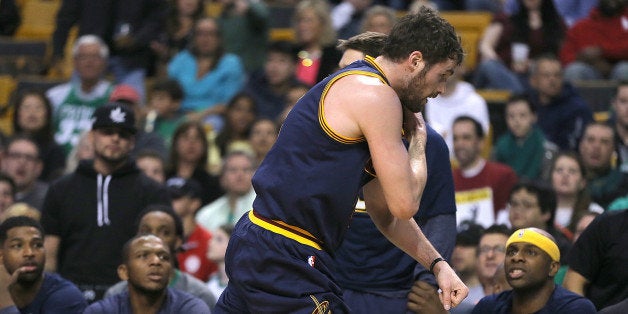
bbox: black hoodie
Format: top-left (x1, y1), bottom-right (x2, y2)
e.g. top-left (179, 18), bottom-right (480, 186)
top-left (41, 159), bottom-right (170, 287)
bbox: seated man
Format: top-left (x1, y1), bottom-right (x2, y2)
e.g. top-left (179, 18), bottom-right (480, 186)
top-left (84, 234), bottom-right (210, 313)
top-left (472, 228), bottom-right (596, 313)
top-left (0, 216), bottom-right (87, 314)
top-left (104, 205), bottom-right (216, 310)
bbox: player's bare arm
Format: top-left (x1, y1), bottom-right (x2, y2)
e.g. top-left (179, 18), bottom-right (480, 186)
top-left (324, 74), bottom-right (426, 220)
top-left (363, 177), bottom-right (468, 311)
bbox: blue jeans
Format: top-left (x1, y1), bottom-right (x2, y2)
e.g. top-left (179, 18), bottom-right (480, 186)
top-left (472, 59), bottom-right (525, 94)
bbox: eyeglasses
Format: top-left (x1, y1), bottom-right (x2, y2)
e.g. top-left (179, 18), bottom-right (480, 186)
top-left (96, 127), bottom-right (133, 139)
top-left (6, 152), bottom-right (39, 163)
top-left (479, 245), bottom-right (506, 255)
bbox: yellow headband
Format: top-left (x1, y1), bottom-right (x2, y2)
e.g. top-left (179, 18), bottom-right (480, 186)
top-left (506, 228), bottom-right (560, 262)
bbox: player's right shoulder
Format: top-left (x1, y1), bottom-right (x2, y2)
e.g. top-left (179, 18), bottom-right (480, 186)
top-left (329, 73), bottom-right (395, 102)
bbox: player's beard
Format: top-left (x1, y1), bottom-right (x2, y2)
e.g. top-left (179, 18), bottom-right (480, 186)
top-left (398, 66), bottom-right (429, 113)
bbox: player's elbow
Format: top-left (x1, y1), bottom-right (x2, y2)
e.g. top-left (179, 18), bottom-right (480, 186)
top-left (388, 199), bottom-right (419, 220)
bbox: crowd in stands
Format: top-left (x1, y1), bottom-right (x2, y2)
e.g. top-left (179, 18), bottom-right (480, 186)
top-left (0, 0), bottom-right (627, 313)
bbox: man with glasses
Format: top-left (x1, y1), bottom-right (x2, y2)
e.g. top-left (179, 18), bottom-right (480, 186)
top-left (466, 224), bottom-right (511, 308)
top-left (40, 103), bottom-right (170, 302)
top-left (1, 136), bottom-right (48, 211)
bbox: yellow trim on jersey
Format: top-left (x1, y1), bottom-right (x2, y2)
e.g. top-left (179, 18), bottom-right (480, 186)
top-left (249, 210), bottom-right (322, 251)
top-left (364, 55), bottom-right (388, 81)
top-left (318, 69), bottom-right (388, 144)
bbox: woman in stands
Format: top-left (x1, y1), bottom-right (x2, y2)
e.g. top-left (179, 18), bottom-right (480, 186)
top-left (474, 0), bottom-right (566, 94)
top-left (11, 89), bottom-right (65, 182)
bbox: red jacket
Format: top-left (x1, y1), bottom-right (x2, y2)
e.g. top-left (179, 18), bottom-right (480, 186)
top-left (560, 7), bottom-right (628, 64)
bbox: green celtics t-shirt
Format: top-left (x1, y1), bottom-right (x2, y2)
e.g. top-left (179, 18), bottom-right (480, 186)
top-left (53, 84), bottom-right (113, 155)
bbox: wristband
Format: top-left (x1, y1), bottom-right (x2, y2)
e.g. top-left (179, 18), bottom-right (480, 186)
top-left (429, 257), bottom-right (445, 273)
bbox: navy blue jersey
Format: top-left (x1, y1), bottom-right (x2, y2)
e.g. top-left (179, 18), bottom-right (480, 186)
top-left (17, 273), bottom-right (87, 314)
top-left (334, 124), bottom-right (457, 292)
top-left (471, 285), bottom-right (596, 314)
top-left (251, 56), bottom-right (390, 252)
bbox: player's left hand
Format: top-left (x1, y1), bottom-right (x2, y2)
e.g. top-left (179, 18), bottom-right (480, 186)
top-left (433, 260), bottom-right (469, 311)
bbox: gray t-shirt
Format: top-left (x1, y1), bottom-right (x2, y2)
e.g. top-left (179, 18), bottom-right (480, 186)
top-left (104, 270), bottom-right (215, 312)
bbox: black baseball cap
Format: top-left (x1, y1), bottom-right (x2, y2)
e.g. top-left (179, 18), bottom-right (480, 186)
top-left (91, 102), bottom-right (137, 134)
top-left (456, 221), bottom-right (484, 247)
top-left (166, 177), bottom-right (202, 200)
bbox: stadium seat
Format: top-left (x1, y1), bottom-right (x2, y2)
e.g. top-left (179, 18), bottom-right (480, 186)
top-left (15, 0), bottom-right (61, 40)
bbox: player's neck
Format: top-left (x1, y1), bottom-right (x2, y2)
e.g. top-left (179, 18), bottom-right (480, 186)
top-left (128, 288), bottom-right (166, 314)
top-left (512, 283), bottom-right (555, 314)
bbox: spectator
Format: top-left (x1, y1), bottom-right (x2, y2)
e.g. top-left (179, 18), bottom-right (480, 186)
top-left (166, 177), bottom-right (217, 282)
top-left (195, 150), bottom-right (256, 231)
top-left (205, 224), bottom-right (233, 305)
top-left (0, 174), bottom-right (15, 218)
top-left (217, 0), bottom-right (270, 73)
top-left (360, 5), bottom-right (397, 34)
top-left (572, 211), bottom-right (599, 243)
top-left (560, 0), bottom-right (628, 81)
top-left (550, 151), bottom-right (603, 234)
top-left (449, 222), bottom-right (485, 314)
top-left (50, 0), bottom-right (114, 74)
top-left (426, 67), bottom-right (490, 159)
top-left (103, 205), bottom-right (216, 310)
top-left (245, 40), bottom-right (308, 121)
top-left (472, 227), bottom-right (596, 313)
top-left (109, 84), bottom-right (169, 162)
top-left (108, 0), bottom-right (168, 103)
top-left (528, 54), bottom-right (594, 151)
top-left (292, 0), bottom-right (343, 86)
top-left (135, 150), bottom-right (166, 184)
top-left (331, 0), bottom-right (374, 39)
top-left (276, 83), bottom-right (310, 126)
top-left (507, 180), bottom-right (572, 264)
top-left (611, 80), bottom-right (628, 173)
top-left (144, 79), bottom-right (186, 148)
top-left (0, 0), bottom-right (20, 36)
top-left (452, 116), bottom-right (519, 227)
top-left (167, 121), bottom-right (223, 206)
top-left (578, 122), bottom-right (628, 208)
top-left (41, 103), bottom-right (170, 302)
top-left (474, 0), bottom-right (566, 94)
top-left (11, 90), bottom-right (66, 182)
top-left (63, 130), bottom-right (94, 174)
top-left (0, 216), bottom-right (87, 313)
top-left (492, 94), bottom-right (558, 180)
top-left (564, 210), bottom-right (628, 310)
top-left (168, 17), bottom-right (246, 131)
top-left (47, 35), bottom-right (113, 156)
top-left (470, 224), bottom-right (511, 306)
top-left (214, 93), bottom-right (257, 158)
top-left (84, 234), bottom-right (210, 313)
top-left (248, 118), bottom-right (279, 166)
top-left (1, 136), bottom-right (48, 211)
top-left (150, 0), bottom-right (206, 77)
